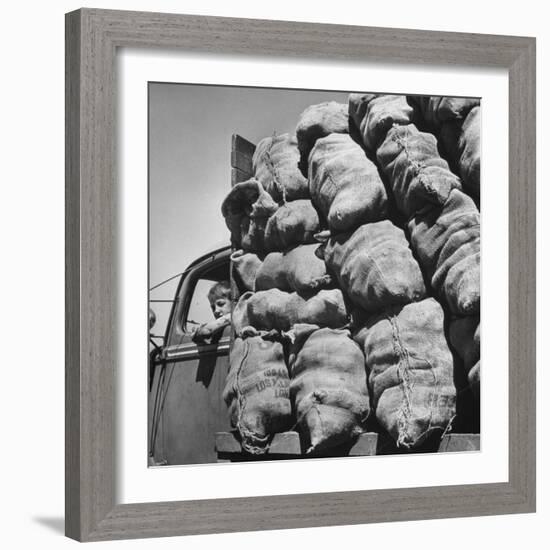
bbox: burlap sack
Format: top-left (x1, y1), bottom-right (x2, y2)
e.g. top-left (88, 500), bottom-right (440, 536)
top-left (439, 108), bottom-right (481, 202)
top-left (377, 124), bottom-right (462, 218)
top-left (252, 133), bottom-right (309, 202)
top-left (263, 199), bottom-right (320, 251)
top-left (295, 101), bottom-right (349, 175)
top-left (301, 289), bottom-right (349, 329)
top-left (231, 291), bottom-right (254, 337)
top-left (348, 93), bottom-right (416, 153)
top-left (309, 133), bottom-right (387, 233)
top-left (449, 316), bottom-right (480, 395)
top-left (409, 95), bottom-right (480, 128)
top-left (255, 244), bottom-right (331, 293)
top-left (223, 336), bottom-right (292, 454)
top-left (240, 289), bottom-right (303, 333)
top-left (468, 361), bottom-right (480, 393)
top-left (288, 324), bottom-right (370, 453)
top-left (231, 249), bottom-right (263, 292)
top-left (438, 120), bottom-right (462, 174)
top-left (458, 106), bottom-right (481, 198)
top-left (232, 288), bottom-right (349, 335)
top-left (408, 189), bottom-right (480, 315)
top-left (354, 298), bottom-right (456, 449)
top-left (320, 220), bottom-right (426, 313)
top-left (221, 179), bottom-right (278, 252)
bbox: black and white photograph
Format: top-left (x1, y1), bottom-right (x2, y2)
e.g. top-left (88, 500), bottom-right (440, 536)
top-left (3, 0), bottom-right (543, 546)
top-left (148, 84), bottom-right (481, 466)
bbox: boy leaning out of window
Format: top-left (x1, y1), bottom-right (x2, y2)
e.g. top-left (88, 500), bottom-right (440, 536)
top-left (191, 281), bottom-right (232, 344)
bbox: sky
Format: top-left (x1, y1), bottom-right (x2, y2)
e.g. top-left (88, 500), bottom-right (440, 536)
top-left (148, 83), bottom-right (350, 335)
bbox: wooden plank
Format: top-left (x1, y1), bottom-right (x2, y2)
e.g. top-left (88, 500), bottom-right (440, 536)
top-left (215, 431), bottom-right (378, 457)
top-left (215, 432), bottom-right (243, 454)
top-left (232, 134), bottom-right (256, 160)
top-left (231, 134), bottom-right (255, 186)
top-left (215, 431), bottom-right (301, 455)
top-left (231, 167), bottom-right (250, 187)
top-left (439, 433), bottom-right (480, 452)
top-left (267, 431), bottom-right (301, 454)
top-left (231, 149), bottom-right (253, 175)
top-left (349, 433), bottom-right (378, 456)
top-left (217, 431), bottom-right (480, 457)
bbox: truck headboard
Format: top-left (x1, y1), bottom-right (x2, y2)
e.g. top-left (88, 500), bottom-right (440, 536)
top-left (231, 134), bottom-right (256, 186)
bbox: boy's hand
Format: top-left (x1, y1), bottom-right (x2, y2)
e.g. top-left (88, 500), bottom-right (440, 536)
top-left (192, 313), bottom-right (230, 344)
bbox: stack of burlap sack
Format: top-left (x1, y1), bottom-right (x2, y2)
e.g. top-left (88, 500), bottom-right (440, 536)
top-left (348, 93), bottom-right (480, 396)
top-left (222, 127), bottom-right (370, 454)
top-left (408, 96), bottom-right (481, 200)
top-left (221, 95), bottom-right (480, 456)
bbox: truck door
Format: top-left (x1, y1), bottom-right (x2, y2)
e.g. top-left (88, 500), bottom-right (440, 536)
top-left (149, 249), bottom-right (233, 466)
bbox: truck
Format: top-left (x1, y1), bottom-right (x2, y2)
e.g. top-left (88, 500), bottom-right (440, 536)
top-left (148, 135), bottom-right (480, 467)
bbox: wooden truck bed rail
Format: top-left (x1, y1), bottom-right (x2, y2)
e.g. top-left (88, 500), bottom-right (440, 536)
top-left (215, 431), bottom-right (480, 462)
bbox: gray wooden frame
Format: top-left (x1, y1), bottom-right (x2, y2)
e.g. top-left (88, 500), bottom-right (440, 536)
top-left (65, 8), bottom-right (536, 542)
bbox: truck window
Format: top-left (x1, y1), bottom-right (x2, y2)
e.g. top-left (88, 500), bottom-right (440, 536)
top-left (186, 280), bottom-right (218, 331)
top-left (183, 262), bottom-right (231, 335)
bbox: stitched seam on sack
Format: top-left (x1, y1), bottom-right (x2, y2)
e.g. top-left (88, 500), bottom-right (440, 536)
top-left (406, 351), bottom-right (439, 444)
top-left (352, 250), bottom-right (390, 303)
top-left (390, 126), bottom-right (445, 201)
top-left (263, 135), bottom-right (287, 203)
top-left (324, 166), bottom-right (340, 214)
top-left (234, 340), bottom-right (271, 452)
top-left (235, 339), bottom-right (251, 438)
top-left (388, 315), bottom-right (414, 447)
top-left (300, 397), bottom-right (325, 453)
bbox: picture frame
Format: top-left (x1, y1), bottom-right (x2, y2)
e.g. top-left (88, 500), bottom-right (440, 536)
top-left (65, 8), bottom-right (536, 542)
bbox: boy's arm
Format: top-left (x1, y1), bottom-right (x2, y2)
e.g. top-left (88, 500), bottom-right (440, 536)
top-left (191, 313), bottom-right (231, 344)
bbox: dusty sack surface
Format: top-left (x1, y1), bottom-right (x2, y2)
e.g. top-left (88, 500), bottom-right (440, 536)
top-left (221, 179), bottom-right (278, 252)
top-left (408, 189), bottom-right (480, 315)
top-left (320, 220), bottom-right (426, 313)
top-left (231, 249), bottom-right (263, 292)
top-left (348, 93), bottom-right (416, 153)
top-left (263, 199), bottom-right (320, 251)
top-left (408, 95), bottom-right (480, 128)
top-left (253, 133), bottom-right (309, 202)
top-left (458, 106), bottom-right (481, 198)
top-left (354, 298), bottom-right (456, 449)
top-left (438, 109), bottom-right (481, 203)
top-left (232, 288), bottom-right (349, 336)
top-left (309, 133), bottom-right (387, 233)
top-left (449, 316), bottom-right (481, 394)
top-left (288, 324), bottom-right (370, 453)
top-left (295, 101), bottom-right (350, 175)
top-left (377, 124), bottom-right (462, 218)
top-left (255, 244), bottom-right (331, 293)
top-left (223, 337), bottom-right (292, 454)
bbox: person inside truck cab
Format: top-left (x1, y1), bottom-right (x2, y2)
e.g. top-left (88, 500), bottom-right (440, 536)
top-left (191, 280), bottom-right (231, 344)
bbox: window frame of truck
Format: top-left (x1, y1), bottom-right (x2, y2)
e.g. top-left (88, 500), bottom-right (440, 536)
top-left (65, 8), bottom-right (536, 542)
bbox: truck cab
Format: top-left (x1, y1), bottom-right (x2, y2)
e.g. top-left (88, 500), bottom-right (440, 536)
top-left (148, 134), bottom-right (256, 467)
top-left (148, 244), bottom-right (233, 466)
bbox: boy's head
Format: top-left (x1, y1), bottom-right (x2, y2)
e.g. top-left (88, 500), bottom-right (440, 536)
top-left (207, 280), bottom-right (231, 319)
